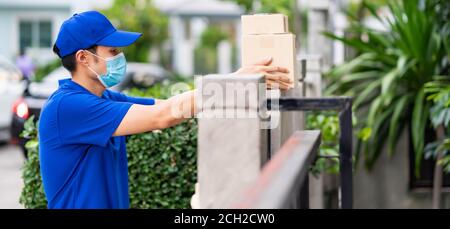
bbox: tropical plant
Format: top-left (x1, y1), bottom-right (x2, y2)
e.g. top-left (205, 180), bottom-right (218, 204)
top-left (324, 0), bottom-right (449, 174)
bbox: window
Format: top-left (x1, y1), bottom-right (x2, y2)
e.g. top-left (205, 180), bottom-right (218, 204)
top-left (19, 21), bottom-right (32, 51)
top-left (19, 20), bottom-right (52, 52)
top-left (38, 21), bottom-right (52, 48)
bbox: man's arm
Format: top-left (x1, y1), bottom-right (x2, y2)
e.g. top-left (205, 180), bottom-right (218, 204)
top-left (113, 89), bottom-right (196, 136)
top-left (153, 98), bottom-right (165, 104)
top-left (113, 57), bottom-right (290, 136)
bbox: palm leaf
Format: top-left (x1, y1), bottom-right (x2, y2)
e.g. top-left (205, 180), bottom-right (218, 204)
top-left (388, 94), bottom-right (412, 156)
top-left (412, 89), bottom-right (430, 177)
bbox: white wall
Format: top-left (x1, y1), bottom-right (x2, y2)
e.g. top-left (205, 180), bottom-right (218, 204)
top-left (354, 129), bottom-right (450, 208)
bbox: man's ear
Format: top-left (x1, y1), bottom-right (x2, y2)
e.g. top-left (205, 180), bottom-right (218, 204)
top-left (75, 50), bottom-right (89, 67)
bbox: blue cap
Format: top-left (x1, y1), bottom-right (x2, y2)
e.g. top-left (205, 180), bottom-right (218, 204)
top-left (55, 11), bottom-right (142, 58)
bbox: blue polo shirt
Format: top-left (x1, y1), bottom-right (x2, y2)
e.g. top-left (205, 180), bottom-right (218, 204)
top-left (38, 78), bottom-right (155, 209)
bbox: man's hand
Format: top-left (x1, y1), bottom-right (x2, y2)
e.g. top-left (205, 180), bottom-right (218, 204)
top-left (234, 57), bottom-right (292, 90)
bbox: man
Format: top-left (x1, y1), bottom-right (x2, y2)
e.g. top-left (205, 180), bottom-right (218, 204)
top-left (39, 11), bottom-right (291, 209)
top-left (16, 49), bottom-right (35, 83)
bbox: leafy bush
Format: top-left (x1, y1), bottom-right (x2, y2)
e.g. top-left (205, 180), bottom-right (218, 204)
top-left (127, 119), bottom-right (197, 208)
top-left (20, 83), bottom-right (197, 209)
top-left (126, 83), bottom-right (197, 208)
top-left (19, 116), bottom-right (47, 208)
top-left (307, 112), bottom-right (340, 176)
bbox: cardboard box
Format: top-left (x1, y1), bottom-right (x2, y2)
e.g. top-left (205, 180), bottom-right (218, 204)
top-left (241, 14), bottom-right (289, 35)
top-left (241, 33), bottom-right (297, 87)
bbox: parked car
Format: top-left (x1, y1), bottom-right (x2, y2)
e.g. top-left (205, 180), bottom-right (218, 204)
top-left (0, 55), bottom-right (26, 143)
top-left (11, 62), bottom-right (170, 157)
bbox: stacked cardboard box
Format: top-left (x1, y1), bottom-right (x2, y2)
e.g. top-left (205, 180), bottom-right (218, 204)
top-left (241, 14), bottom-right (297, 89)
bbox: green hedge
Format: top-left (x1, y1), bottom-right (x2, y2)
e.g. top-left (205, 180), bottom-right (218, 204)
top-left (19, 116), bottom-right (47, 208)
top-left (306, 112), bottom-right (340, 176)
top-left (127, 119), bottom-right (197, 208)
top-left (20, 83), bottom-right (197, 209)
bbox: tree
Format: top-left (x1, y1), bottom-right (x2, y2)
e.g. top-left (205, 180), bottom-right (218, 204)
top-left (102, 0), bottom-right (168, 63)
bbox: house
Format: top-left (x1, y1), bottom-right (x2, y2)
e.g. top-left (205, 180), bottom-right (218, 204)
top-left (0, 0), bottom-right (111, 65)
top-left (0, 0), bottom-right (243, 76)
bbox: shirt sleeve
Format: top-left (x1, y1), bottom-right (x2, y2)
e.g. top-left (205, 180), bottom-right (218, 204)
top-left (105, 90), bottom-right (155, 105)
top-left (57, 93), bottom-right (132, 147)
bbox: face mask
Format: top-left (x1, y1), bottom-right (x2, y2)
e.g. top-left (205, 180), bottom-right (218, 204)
top-left (86, 50), bottom-right (127, 88)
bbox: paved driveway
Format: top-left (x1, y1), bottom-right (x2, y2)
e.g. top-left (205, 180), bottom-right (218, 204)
top-left (0, 143), bottom-right (24, 209)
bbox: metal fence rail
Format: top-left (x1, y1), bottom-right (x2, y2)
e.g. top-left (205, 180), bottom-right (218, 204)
top-left (234, 130), bottom-right (321, 209)
top-left (267, 97), bottom-right (353, 209)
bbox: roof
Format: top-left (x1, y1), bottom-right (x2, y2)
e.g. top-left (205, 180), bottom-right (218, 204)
top-left (158, 0), bottom-right (244, 18)
top-left (0, 0), bottom-right (70, 9)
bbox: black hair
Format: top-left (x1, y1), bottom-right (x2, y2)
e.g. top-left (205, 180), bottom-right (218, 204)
top-left (53, 44), bottom-right (97, 72)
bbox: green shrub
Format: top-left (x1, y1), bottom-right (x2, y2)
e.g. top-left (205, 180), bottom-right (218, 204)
top-left (307, 112), bottom-right (340, 176)
top-left (126, 82), bottom-right (197, 209)
top-left (19, 116), bottom-right (47, 208)
top-left (127, 119), bottom-right (197, 208)
top-left (20, 83), bottom-right (197, 209)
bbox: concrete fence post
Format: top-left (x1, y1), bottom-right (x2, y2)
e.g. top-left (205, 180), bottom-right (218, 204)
top-left (196, 74), bottom-right (268, 208)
